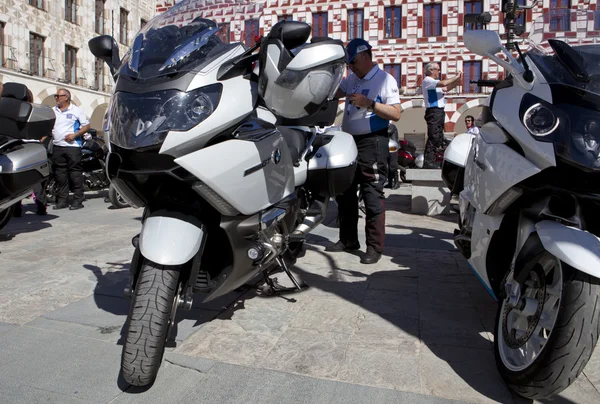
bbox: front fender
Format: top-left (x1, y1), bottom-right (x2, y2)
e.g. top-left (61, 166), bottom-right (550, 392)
top-left (139, 216), bottom-right (204, 266)
top-left (536, 220), bottom-right (600, 279)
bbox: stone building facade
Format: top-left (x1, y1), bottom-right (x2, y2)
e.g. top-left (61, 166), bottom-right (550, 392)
top-left (0, 0), bottom-right (155, 131)
top-left (156, 0), bottom-right (598, 148)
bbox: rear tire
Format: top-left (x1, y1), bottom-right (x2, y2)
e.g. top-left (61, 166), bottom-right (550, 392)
top-left (495, 258), bottom-right (600, 399)
top-left (109, 184), bottom-right (129, 209)
top-left (121, 260), bottom-right (180, 387)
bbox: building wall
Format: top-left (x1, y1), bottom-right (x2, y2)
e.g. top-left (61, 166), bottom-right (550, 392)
top-left (156, 0), bottom-right (598, 138)
top-left (0, 0), bottom-right (155, 132)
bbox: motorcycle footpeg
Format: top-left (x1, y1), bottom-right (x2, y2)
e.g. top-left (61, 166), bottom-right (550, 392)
top-left (132, 234), bottom-right (140, 248)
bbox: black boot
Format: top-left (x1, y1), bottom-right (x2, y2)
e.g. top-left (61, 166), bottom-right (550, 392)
top-left (325, 240), bottom-right (361, 252)
top-left (361, 246), bottom-right (382, 264)
top-left (391, 171), bottom-right (400, 189)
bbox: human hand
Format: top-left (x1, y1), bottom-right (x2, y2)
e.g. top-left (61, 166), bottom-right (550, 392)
top-left (348, 93), bottom-right (372, 109)
top-left (65, 133), bottom-right (77, 142)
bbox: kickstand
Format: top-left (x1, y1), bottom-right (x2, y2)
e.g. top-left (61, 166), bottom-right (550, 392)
top-left (259, 257), bottom-right (308, 296)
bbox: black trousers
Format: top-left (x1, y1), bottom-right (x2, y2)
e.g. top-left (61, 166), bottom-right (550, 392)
top-left (336, 131), bottom-right (388, 253)
top-left (52, 146), bottom-right (84, 204)
top-left (424, 107), bottom-right (446, 167)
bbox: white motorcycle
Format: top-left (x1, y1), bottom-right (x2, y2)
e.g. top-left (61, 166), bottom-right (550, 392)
top-left (89, 2), bottom-right (358, 387)
top-left (442, 9), bottom-right (600, 399)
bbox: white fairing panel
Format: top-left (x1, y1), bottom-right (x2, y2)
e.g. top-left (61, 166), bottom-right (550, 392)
top-left (490, 64), bottom-right (556, 170)
top-left (468, 211), bottom-right (505, 290)
top-left (139, 217), bottom-right (204, 266)
top-left (444, 133), bottom-right (475, 167)
top-left (309, 131), bottom-right (358, 170)
top-left (536, 221), bottom-right (600, 278)
top-left (159, 46), bottom-right (257, 157)
top-left (462, 134), bottom-right (541, 213)
top-left (286, 44), bottom-right (347, 71)
top-left (175, 137), bottom-right (295, 216)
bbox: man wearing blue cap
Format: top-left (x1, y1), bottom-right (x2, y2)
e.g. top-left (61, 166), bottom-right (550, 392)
top-left (326, 38), bottom-right (401, 264)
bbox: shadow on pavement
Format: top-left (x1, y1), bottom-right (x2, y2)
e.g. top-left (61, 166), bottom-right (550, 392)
top-left (0, 208), bottom-right (58, 241)
top-left (285, 241), bottom-right (511, 403)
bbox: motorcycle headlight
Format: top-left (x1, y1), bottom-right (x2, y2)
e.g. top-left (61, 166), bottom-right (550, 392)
top-left (109, 84), bottom-right (222, 150)
top-left (160, 84), bottom-right (222, 131)
top-left (523, 103), bottom-right (559, 137)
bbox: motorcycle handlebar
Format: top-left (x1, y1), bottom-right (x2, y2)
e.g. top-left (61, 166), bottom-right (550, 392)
top-left (470, 79), bottom-right (502, 88)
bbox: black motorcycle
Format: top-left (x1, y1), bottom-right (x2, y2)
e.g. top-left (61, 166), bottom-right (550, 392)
top-left (46, 130), bottom-right (129, 209)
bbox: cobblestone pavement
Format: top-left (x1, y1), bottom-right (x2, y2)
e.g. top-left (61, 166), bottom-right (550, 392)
top-left (0, 188), bottom-right (598, 403)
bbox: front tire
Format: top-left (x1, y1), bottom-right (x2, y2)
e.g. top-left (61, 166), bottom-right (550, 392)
top-left (0, 205), bottom-right (15, 231)
top-left (494, 256), bottom-right (600, 399)
top-left (121, 260), bottom-right (180, 387)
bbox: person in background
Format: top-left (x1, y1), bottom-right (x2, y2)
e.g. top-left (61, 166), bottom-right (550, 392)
top-left (51, 88), bottom-right (90, 210)
top-left (326, 38), bottom-right (401, 264)
top-left (421, 62), bottom-right (462, 168)
top-left (464, 115), bottom-right (480, 135)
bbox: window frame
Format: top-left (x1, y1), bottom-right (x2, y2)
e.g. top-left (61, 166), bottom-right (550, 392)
top-left (65, 0), bottom-right (77, 24)
top-left (29, 32), bottom-right (45, 77)
top-left (384, 6), bottom-right (402, 39)
top-left (549, 0), bottom-right (571, 32)
top-left (464, 0), bottom-right (483, 31)
top-left (423, 4), bottom-right (442, 37)
top-left (119, 8), bottom-right (129, 45)
top-left (65, 44), bottom-right (78, 85)
top-left (384, 63), bottom-right (402, 89)
top-left (462, 61), bottom-right (482, 94)
top-left (244, 19), bottom-right (259, 47)
top-left (312, 12), bottom-right (328, 38)
top-left (347, 9), bottom-right (364, 40)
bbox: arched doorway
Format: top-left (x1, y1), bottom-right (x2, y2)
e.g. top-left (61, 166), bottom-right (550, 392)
top-left (89, 103), bottom-right (108, 140)
top-left (396, 103), bottom-right (427, 154)
top-left (41, 94), bottom-right (56, 108)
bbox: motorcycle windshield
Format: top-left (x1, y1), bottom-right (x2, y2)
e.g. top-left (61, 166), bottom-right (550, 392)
top-left (117, 0), bottom-right (230, 80)
top-left (526, 10), bottom-right (600, 96)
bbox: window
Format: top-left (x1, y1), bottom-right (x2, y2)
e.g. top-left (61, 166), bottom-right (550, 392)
top-left (120, 8), bottom-right (129, 45)
top-left (384, 64), bottom-right (402, 88)
top-left (596, 10), bottom-right (600, 30)
top-left (515, 0), bottom-right (526, 28)
top-left (65, 0), bottom-right (77, 24)
top-left (348, 9), bottom-right (364, 40)
top-left (29, 33), bottom-right (44, 76)
top-left (550, 0), bottom-right (570, 32)
top-left (95, 0), bottom-right (105, 34)
top-left (244, 19), bottom-right (259, 47)
top-left (29, 0), bottom-right (44, 10)
top-left (218, 23), bottom-right (230, 43)
top-left (65, 45), bottom-right (77, 84)
top-left (94, 57), bottom-right (104, 91)
top-left (464, 1), bottom-right (483, 31)
top-left (141, 19), bottom-right (148, 29)
top-left (279, 15), bottom-right (293, 22)
top-left (385, 7), bottom-right (401, 38)
top-left (0, 22), bottom-right (4, 67)
top-left (463, 61), bottom-right (482, 93)
top-left (423, 4), bottom-right (442, 37)
top-left (313, 12), bottom-right (328, 38)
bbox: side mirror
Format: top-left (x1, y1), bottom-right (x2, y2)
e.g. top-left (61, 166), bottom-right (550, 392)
top-left (464, 30), bottom-right (527, 84)
top-left (464, 30), bottom-right (503, 56)
top-left (89, 35), bottom-right (121, 76)
top-left (270, 21), bottom-right (312, 50)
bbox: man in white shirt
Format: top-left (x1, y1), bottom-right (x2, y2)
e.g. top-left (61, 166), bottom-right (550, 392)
top-left (464, 115), bottom-right (480, 135)
top-left (325, 38), bottom-right (401, 265)
top-left (421, 63), bottom-right (462, 168)
top-left (51, 88), bottom-right (90, 210)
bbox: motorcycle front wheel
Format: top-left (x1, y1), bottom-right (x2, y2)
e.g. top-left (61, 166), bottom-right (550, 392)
top-left (494, 253), bottom-right (600, 399)
top-left (121, 260), bottom-right (181, 387)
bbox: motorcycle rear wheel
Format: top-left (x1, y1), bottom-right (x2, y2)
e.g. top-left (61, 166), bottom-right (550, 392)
top-left (494, 255), bottom-right (600, 399)
top-left (108, 184), bottom-right (129, 209)
top-left (121, 260), bottom-right (180, 387)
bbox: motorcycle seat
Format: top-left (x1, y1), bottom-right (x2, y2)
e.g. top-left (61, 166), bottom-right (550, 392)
top-left (277, 126), bottom-right (307, 164)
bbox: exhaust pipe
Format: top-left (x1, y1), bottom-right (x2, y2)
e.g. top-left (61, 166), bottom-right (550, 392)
top-left (290, 198), bottom-right (329, 241)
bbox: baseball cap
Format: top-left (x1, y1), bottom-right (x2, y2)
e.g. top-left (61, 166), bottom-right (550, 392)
top-left (346, 38), bottom-right (372, 63)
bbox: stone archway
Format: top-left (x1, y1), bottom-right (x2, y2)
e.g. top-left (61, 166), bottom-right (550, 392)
top-left (396, 100), bottom-right (428, 153)
top-left (449, 98), bottom-right (487, 134)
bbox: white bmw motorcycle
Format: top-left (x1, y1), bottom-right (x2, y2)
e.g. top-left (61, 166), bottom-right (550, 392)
top-left (443, 10), bottom-right (600, 399)
top-left (89, 2), bottom-right (358, 387)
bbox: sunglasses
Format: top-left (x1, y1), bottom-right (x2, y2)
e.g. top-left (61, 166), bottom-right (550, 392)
top-left (54, 94), bottom-right (67, 99)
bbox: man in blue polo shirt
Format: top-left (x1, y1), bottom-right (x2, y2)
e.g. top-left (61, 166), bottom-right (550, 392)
top-left (326, 38), bottom-right (401, 264)
top-left (51, 88), bottom-right (90, 210)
